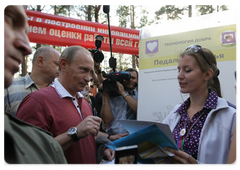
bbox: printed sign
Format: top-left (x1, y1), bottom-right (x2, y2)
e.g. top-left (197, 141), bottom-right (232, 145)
top-left (138, 24), bottom-right (236, 122)
top-left (26, 10), bottom-right (140, 55)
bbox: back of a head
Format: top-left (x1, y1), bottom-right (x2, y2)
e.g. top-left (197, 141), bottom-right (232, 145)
top-left (202, 48), bottom-right (222, 97)
top-left (32, 46), bottom-right (56, 64)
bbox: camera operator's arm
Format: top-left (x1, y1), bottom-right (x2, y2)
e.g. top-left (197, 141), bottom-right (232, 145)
top-left (93, 62), bottom-right (104, 87)
top-left (116, 82), bottom-right (138, 113)
top-left (100, 88), bottom-right (114, 124)
top-left (92, 72), bottom-right (99, 87)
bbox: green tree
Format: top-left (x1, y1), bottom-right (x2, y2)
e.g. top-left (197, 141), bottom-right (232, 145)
top-left (155, 5), bottom-right (187, 21)
top-left (72, 5), bottom-right (101, 22)
top-left (188, 5), bottom-right (192, 17)
top-left (196, 5), bottom-right (215, 15)
top-left (122, 56), bottom-right (132, 70)
top-left (116, 5), bottom-right (130, 28)
top-left (115, 6), bottom-right (129, 70)
top-left (51, 5), bottom-right (73, 17)
top-left (116, 5), bottom-right (137, 69)
top-left (137, 6), bottom-right (154, 29)
top-left (217, 5), bottom-right (228, 11)
top-left (50, 6), bottom-right (73, 49)
top-left (28, 5), bottom-right (46, 12)
top-left (94, 5), bottom-right (101, 22)
top-left (130, 5), bottom-right (137, 69)
top-left (72, 5), bottom-right (87, 20)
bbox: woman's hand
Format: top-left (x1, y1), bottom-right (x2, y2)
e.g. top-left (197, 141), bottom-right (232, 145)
top-left (166, 147), bottom-right (198, 164)
top-left (109, 133), bottom-right (129, 141)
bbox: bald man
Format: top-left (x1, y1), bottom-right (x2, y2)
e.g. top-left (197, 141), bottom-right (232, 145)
top-left (5, 46), bottom-right (60, 116)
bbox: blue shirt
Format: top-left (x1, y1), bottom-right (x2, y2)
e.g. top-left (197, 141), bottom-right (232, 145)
top-left (106, 89), bottom-right (138, 135)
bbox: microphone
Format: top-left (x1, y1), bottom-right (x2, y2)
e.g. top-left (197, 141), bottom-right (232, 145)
top-left (103, 5), bottom-right (115, 72)
top-left (103, 5), bottom-right (110, 14)
top-left (134, 82), bottom-right (138, 87)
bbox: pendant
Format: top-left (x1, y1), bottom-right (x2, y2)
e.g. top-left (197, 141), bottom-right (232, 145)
top-left (180, 128), bottom-right (186, 136)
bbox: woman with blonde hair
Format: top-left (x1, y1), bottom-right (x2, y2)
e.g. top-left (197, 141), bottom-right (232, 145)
top-left (164, 45), bottom-right (236, 164)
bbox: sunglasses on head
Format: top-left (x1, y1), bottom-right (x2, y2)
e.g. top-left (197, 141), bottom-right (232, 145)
top-left (185, 45), bottom-right (211, 66)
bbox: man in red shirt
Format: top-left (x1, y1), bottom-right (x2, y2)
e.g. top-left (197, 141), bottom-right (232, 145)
top-left (17, 45), bottom-right (114, 163)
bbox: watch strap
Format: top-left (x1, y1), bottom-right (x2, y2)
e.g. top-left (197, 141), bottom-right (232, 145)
top-left (68, 127), bottom-right (80, 142)
top-left (123, 92), bottom-right (129, 98)
top-left (71, 134), bottom-right (80, 142)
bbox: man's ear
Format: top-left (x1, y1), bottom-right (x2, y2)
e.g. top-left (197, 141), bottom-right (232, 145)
top-left (59, 58), bottom-right (67, 71)
top-left (204, 68), bottom-right (214, 81)
top-left (37, 56), bottom-right (44, 68)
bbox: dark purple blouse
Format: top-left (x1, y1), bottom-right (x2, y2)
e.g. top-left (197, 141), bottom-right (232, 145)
top-left (172, 91), bottom-right (218, 159)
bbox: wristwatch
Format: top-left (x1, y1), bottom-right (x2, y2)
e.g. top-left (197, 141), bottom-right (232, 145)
top-left (67, 127), bottom-right (80, 142)
top-left (123, 92), bottom-right (129, 98)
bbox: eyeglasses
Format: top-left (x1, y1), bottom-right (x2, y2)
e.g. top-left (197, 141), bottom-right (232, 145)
top-left (185, 45), bottom-right (211, 66)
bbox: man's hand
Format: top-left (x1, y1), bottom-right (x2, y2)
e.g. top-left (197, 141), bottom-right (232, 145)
top-left (76, 116), bottom-right (102, 138)
top-left (98, 83), bottom-right (110, 97)
top-left (109, 133), bottom-right (129, 141)
top-left (104, 148), bottom-right (115, 161)
top-left (116, 81), bottom-right (125, 95)
top-left (166, 147), bottom-right (198, 164)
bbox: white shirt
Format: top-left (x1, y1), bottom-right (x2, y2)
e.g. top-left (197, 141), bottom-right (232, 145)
top-left (52, 78), bottom-right (84, 120)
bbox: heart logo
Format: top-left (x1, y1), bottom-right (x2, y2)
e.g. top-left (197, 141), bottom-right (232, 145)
top-left (147, 42), bottom-right (157, 52)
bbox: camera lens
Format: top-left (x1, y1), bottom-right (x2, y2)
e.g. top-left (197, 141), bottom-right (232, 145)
top-left (94, 50), bottom-right (104, 63)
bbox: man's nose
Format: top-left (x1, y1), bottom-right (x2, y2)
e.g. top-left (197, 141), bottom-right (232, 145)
top-left (14, 32), bottom-right (32, 56)
top-left (85, 73), bottom-right (92, 82)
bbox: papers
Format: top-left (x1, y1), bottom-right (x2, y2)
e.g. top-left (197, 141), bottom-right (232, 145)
top-left (104, 120), bottom-right (178, 164)
top-left (100, 159), bottom-right (115, 164)
top-left (118, 120), bottom-right (177, 145)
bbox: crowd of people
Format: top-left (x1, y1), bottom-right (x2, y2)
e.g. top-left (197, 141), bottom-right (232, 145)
top-left (4, 5), bottom-right (236, 164)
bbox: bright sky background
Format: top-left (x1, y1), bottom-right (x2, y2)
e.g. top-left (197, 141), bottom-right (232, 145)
top-left (20, 4), bottom-right (237, 74)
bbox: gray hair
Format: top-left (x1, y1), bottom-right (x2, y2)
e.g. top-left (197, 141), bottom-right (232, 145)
top-left (59, 45), bottom-right (91, 71)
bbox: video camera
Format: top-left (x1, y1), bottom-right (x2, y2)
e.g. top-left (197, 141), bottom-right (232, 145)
top-left (89, 35), bottom-right (104, 63)
top-left (102, 71), bottom-right (131, 93)
top-left (98, 6), bottom-right (132, 94)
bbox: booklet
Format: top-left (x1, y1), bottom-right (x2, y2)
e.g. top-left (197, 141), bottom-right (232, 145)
top-left (118, 119), bottom-right (177, 145)
top-left (115, 145), bottom-right (138, 164)
top-left (104, 120), bottom-right (178, 164)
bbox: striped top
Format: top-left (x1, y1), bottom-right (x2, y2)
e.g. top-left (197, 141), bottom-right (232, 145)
top-left (4, 73), bottom-right (39, 116)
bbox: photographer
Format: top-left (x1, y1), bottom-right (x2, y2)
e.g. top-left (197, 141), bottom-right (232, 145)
top-left (88, 35), bottom-right (105, 88)
top-left (100, 68), bottom-right (138, 135)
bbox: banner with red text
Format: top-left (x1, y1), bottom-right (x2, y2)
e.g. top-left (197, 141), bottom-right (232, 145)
top-left (26, 10), bottom-right (140, 55)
